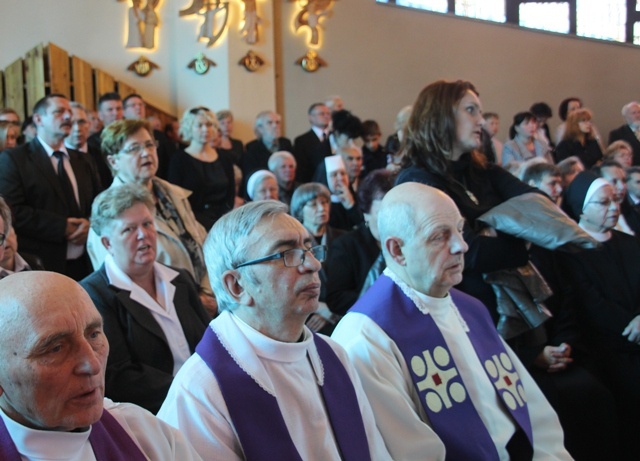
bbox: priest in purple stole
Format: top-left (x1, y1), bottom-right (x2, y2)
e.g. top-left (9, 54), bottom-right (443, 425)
top-left (158, 201), bottom-right (391, 460)
top-left (0, 272), bottom-right (201, 461)
top-left (332, 183), bottom-right (572, 461)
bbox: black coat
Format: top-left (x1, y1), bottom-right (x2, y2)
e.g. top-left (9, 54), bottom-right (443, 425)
top-left (81, 265), bottom-right (210, 414)
top-left (326, 223), bottom-right (379, 315)
top-left (554, 138), bottom-right (602, 169)
top-left (0, 139), bottom-right (100, 273)
top-left (294, 129), bottom-right (327, 183)
top-left (242, 137), bottom-right (293, 179)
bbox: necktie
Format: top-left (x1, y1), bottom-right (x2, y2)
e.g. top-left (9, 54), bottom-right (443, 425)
top-left (53, 151), bottom-right (81, 216)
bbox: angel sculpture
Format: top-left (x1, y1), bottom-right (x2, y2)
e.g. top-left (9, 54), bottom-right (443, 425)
top-left (295, 0), bottom-right (334, 46)
top-left (240, 0), bottom-right (262, 44)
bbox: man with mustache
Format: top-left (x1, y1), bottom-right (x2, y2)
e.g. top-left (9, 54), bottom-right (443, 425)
top-left (0, 94), bottom-right (100, 280)
top-left (332, 182), bottom-right (571, 460)
top-left (158, 200), bottom-right (391, 460)
top-left (0, 271), bottom-right (202, 460)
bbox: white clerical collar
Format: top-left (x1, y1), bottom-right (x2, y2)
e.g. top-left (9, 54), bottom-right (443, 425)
top-left (229, 310), bottom-right (313, 363)
top-left (0, 406), bottom-right (92, 460)
top-left (578, 224), bottom-right (612, 242)
top-left (383, 267), bottom-right (469, 332)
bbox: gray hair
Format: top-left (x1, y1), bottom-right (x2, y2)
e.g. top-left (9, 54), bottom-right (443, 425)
top-left (267, 150), bottom-right (296, 172)
top-left (204, 201), bottom-right (288, 311)
top-left (290, 183), bottom-right (330, 222)
top-left (622, 101), bottom-right (640, 119)
top-left (90, 184), bottom-right (155, 236)
top-left (0, 196), bottom-right (11, 234)
top-left (216, 109), bottom-right (233, 122)
top-left (179, 107), bottom-right (219, 143)
top-left (253, 110), bottom-right (278, 137)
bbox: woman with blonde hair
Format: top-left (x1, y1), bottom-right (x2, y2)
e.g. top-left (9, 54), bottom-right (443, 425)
top-left (168, 107), bottom-right (235, 230)
top-left (554, 108), bottom-right (603, 169)
top-left (0, 121), bottom-right (19, 151)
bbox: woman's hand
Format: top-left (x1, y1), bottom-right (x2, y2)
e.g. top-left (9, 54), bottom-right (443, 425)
top-left (622, 315), bottom-right (640, 344)
top-left (534, 343), bottom-right (573, 373)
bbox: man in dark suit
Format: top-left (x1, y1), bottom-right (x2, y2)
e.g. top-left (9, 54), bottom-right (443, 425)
top-left (122, 93), bottom-right (175, 180)
top-left (0, 94), bottom-right (100, 280)
top-left (608, 101), bottom-right (640, 165)
top-left (242, 110), bottom-right (293, 180)
top-left (293, 102), bottom-right (332, 183)
top-left (624, 166), bottom-right (640, 236)
top-left (65, 102), bottom-right (110, 191)
top-left (88, 92), bottom-right (123, 151)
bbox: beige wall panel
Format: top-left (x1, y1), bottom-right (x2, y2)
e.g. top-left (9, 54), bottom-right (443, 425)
top-left (46, 43), bottom-right (71, 98)
top-left (71, 56), bottom-right (95, 111)
top-left (24, 44), bottom-right (46, 115)
top-left (3, 59), bottom-right (25, 118)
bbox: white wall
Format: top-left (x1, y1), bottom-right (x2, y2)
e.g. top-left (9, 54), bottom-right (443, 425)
top-left (2, 0), bottom-right (640, 143)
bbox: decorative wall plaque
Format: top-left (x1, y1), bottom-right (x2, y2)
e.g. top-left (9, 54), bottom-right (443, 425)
top-left (187, 53), bottom-right (217, 74)
top-left (127, 56), bottom-right (160, 76)
top-left (238, 50), bottom-right (264, 72)
top-left (295, 50), bottom-right (326, 72)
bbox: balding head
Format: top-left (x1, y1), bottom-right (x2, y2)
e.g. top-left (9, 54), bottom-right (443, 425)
top-left (0, 272), bottom-right (108, 431)
top-left (378, 183), bottom-right (468, 297)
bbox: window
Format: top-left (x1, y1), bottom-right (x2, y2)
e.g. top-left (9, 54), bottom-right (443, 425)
top-left (456, 0), bottom-right (505, 23)
top-left (519, 2), bottom-right (569, 34)
top-left (377, 0), bottom-right (640, 46)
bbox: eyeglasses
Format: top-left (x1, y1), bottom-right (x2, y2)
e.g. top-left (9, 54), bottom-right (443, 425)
top-left (584, 197), bottom-right (620, 208)
top-left (0, 233), bottom-right (5, 246)
top-left (235, 245), bottom-right (326, 269)
top-left (120, 140), bottom-right (157, 156)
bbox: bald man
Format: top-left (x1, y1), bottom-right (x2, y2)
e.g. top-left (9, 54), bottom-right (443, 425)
top-left (332, 183), bottom-right (571, 461)
top-left (0, 272), bottom-right (201, 460)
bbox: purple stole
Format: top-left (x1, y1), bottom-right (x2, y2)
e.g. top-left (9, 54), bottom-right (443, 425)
top-left (0, 409), bottom-right (147, 461)
top-left (196, 325), bottom-right (372, 461)
top-left (351, 275), bottom-right (533, 460)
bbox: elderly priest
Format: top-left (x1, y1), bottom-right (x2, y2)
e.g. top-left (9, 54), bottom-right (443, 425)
top-left (158, 200), bottom-right (391, 460)
top-left (0, 271), bottom-right (201, 461)
top-left (332, 183), bottom-right (572, 461)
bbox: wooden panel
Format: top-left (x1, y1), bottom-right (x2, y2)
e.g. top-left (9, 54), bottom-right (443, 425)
top-left (46, 43), bottom-right (70, 98)
top-left (4, 58), bottom-right (25, 119)
top-left (24, 44), bottom-right (46, 115)
top-left (71, 56), bottom-right (95, 110)
top-left (117, 81), bottom-right (136, 100)
top-left (94, 69), bottom-right (116, 105)
top-left (146, 103), bottom-right (176, 131)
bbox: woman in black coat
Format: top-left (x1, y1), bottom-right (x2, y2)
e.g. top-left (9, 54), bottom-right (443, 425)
top-left (81, 184), bottom-right (210, 414)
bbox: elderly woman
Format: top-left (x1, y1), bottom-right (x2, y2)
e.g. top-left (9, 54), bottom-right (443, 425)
top-left (81, 184), bottom-right (210, 414)
top-left (86, 119), bottom-right (216, 315)
top-left (501, 111), bottom-right (553, 168)
top-left (554, 108), bottom-right (603, 169)
top-left (246, 169), bottom-right (279, 201)
top-left (268, 150), bottom-right (299, 206)
top-left (604, 140), bottom-right (634, 168)
top-left (168, 107), bottom-right (235, 230)
top-left (291, 182), bottom-right (344, 333)
top-left (216, 109), bottom-right (244, 166)
top-left (561, 171), bottom-right (640, 454)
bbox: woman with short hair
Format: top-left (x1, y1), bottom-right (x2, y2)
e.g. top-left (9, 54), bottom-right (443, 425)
top-left (81, 184), bottom-right (210, 414)
top-left (168, 107), bottom-right (235, 230)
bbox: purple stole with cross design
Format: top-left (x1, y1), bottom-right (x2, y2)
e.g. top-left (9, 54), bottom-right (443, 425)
top-left (195, 326), bottom-right (372, 461)
top-left (0, 409), bottom-right (147, 461)
top-left (351, 275), bottom-right (533, 460)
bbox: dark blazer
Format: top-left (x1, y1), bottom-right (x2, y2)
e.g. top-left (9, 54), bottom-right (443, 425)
top-left (326, 223), bottom-right (380, 316)
top-left (218, 137), bottom-right (244, 166)
top-left (294, 129), bottom-right (324, 183)
top-left (242, 137), bottom-right (293, 179)
top-left (81, 264), bottom-right (210, 414)
top-left (554, 138), bottom-right (602, 169)
top-left (609, 124), bottom-right (640, 165)
top-left (0, 139), bottom-right (100, 273)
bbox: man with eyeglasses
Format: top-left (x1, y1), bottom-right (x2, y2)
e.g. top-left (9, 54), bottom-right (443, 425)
top-left (0, 94), bottom-right (100, 280)
top-left (158, 200), bottom-right (392, 460)
top-left (65, 102), bottom-right (111, 191)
